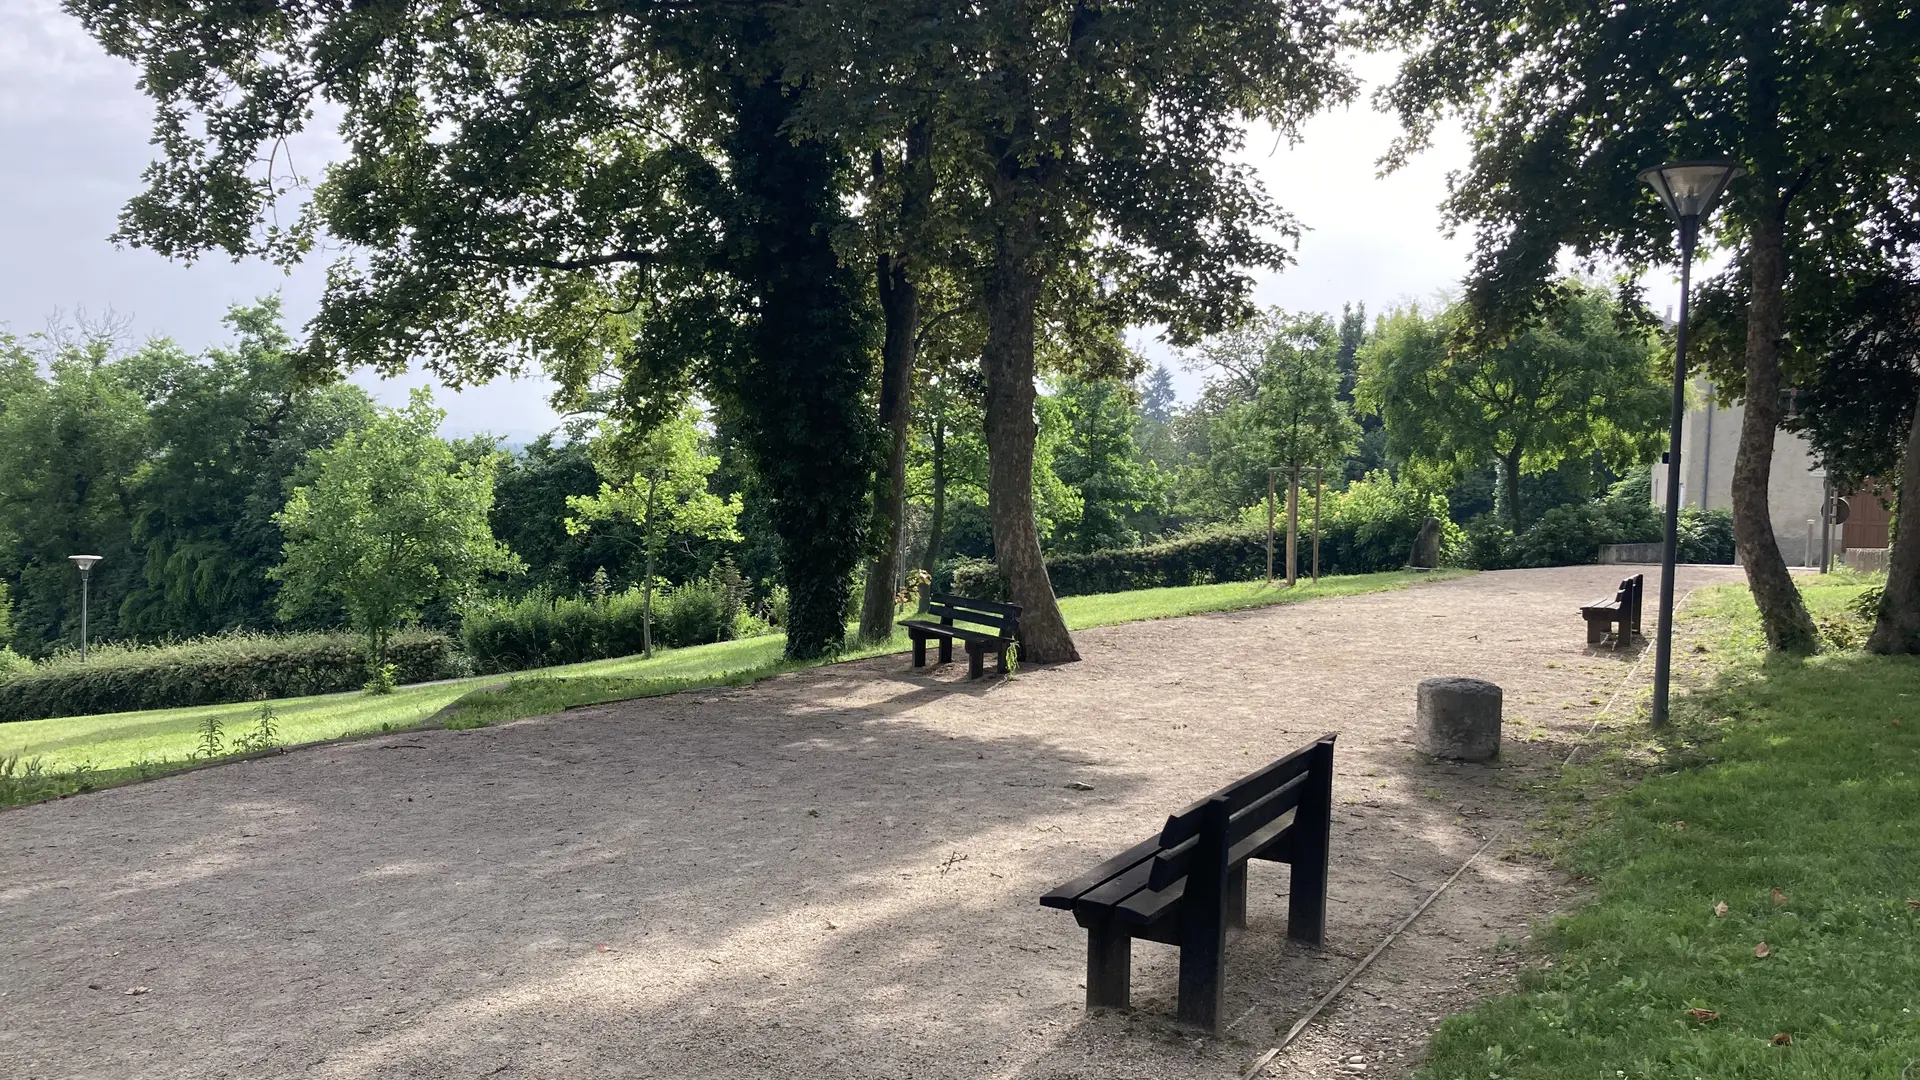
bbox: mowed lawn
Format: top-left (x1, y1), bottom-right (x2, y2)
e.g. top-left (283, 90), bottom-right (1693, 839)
top-left (1, 570), bottom-right (1462, 794)
top-left (1419, 574), bottom-right (1920, 1078)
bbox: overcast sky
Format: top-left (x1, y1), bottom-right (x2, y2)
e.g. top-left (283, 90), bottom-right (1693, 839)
top-left (0, 3), bottom-right (1688, 440)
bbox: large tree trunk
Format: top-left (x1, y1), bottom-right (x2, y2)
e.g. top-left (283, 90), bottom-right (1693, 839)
top-left (1869, 382), bottom-right (1920, 653)
top-left (919, 408), bottom-right (947, 613)
top-left (858, 122), bottom-right (933, 643)
top-left (1502, 446), bottom-right (1524, 532)
top-left (1734, 212), bottom-right (1819, 652)
top-left (981, 189), bottom-right (1078, 663)
top-left (1286, 462), bottom-right (1300, 587)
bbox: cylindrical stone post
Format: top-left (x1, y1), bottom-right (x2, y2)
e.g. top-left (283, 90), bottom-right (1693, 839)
top-left (1416, 677), bottom-right (1502, 761)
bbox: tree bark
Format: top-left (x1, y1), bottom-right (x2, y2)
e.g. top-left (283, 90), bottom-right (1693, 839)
top-left (1734, 211), bottom-right (1819, 652)
top-left (1502, 446), bottom-right (1525, 533)
top-left (1286, 462), bottom-right (1300, 588)
top-left (1266, 468), bottom-right (1276, 583)
top-left (981, 187), bottom-right (1078, 663)
top-left (858, 121), bottom-right (933, 643)
top-left (919, 407), bottom-right (946, 613)
top-left (1869, 382), bottom-right (1920, 653)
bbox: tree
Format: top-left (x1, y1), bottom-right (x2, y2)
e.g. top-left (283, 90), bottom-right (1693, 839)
top-left (68, 0), bottom-right (877, 662)
top-left (946, 0), bottom-right (1353, 662)
top-left (1048, 377), bottom-right (1164, 554)
top-left (1370, 0), bottom-right (1920, 652)
top-left (273, 390), bottom-right (521, 672)
top-left (565, 404), bottom-right (743, 658)
top-left (0, 328), bottom-right (151, 653)
top-left (122, 299), bottom-right (375, 638)
top-left (1357, 284), bottom-right (1667, 532)
top-left (1140, 366), bottom-right (1177, 424)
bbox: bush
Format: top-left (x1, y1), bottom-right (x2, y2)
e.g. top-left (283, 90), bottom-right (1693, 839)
top-left (0, 629), bottom-right (464, 722)
top-left (1676, 507), bottom-right (1736, 563)
top-left (941, 472), bottom-right (1456, 601)
top-left (0, 647), bottom-right (32, 683)
top-left (1467, 493), bottom-right (1733, 571)
top-left (460, 569), bottom-right (743, 674)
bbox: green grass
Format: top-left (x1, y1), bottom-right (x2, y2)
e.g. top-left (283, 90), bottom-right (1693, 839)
top-left (0, 569), bottom-right (1462, 806)
top-left (1419, 573), bottom-right (1920, 1079)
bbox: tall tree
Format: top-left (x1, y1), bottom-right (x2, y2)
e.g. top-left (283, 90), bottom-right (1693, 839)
top-left (1370, 0), bottom-right (1920, 651)
top-left (1357, 284), bottom-right (1667, 531)
top-left (67, 0), bottom-right (877, 661)
top-left (1048, 376), bottom-right (1164, 554)
top-left (945, 0), bottom-right (1352, 662)
top-left (273, 390), bottom-right (522, 671)
top-left (566, 404), bottom-right (743, 658)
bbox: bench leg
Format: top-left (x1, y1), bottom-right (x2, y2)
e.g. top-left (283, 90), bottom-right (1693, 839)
top-left (939, 635), bottom-right (953, 664)
top-left (1585, 616), bottom-right (1606, 645)
top-left (996, 644), bottom-right (1010, 675)
top-left (1177, 798), bottom-right (1231, 1031)
top-left (1086, 924), bottom-right (1132, 1010)
top-left (912, 633), bottom-right (927, 668)
top-left (1226, 863), bottom-right (1248, 929)
top-left (1286, 743), bottom-right (1333, 946)
top-left (968, 643), bottom-right (984, 679)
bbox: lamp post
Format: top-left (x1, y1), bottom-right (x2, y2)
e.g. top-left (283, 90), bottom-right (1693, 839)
top-left (1636, 160), bottom-right (1745, 728)
top-left (68, 554), bottom-right (103, 661)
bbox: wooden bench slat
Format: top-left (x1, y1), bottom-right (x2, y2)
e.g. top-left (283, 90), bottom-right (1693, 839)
top-left (929, 592), bottom-right (1022, 617)
top-left (1160, 735), bottom-right (1332, 846)
top-left (899, 619), bottom-right (1013, 644)
top-left (1072, 857), bottom-right (1158, 918)
top-left (1039, 835), bottom-right (1164, 910)
top-left (1121, 808), bottom-right (1302, 927)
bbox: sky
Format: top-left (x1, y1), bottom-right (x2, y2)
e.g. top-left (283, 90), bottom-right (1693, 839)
top-left (0, 4), bottom-right (1688, 440)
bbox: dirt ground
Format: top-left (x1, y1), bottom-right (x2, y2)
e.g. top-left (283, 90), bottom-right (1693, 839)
top-left (0, 565), bottom-right (1746, 1080)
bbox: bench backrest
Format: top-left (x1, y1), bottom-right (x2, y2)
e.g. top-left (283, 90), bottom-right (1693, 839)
top-left (928, 592), bottom-right (1022, 638)
top-left (1146, 733), bottom-right (1337, 891)
top-left (1620, 573), bottom-right (1644, 634)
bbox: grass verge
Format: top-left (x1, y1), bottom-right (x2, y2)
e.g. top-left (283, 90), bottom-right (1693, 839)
top-left (1, 568), bottom-right (1465, 807)
top-left (1419, 573), bottom-right (1920, 1079)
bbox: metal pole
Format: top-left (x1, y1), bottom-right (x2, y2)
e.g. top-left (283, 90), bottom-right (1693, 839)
top-left (1651, 215), bottom-right (1697, 729)
top-left (1266, 468), bottom-right (1276, 584)
top-left (1819, 479), bottom-right (1833, 574)
top-left (79, 567), bottom-right (90, 662)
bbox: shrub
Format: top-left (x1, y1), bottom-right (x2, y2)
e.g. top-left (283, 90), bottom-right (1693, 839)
top-left (460, 569), bottom-right (742, 674)
top-left (0, 647), bottom-right (32, 684)
top-left (1676, 507), bottom-right (1736, 563)
top-left (0, 629), bottom-right (464, 722)
top-left (1469, 495), bottom-right (1733, 570)
top-left (949, 556), bottom-right (1011, 601)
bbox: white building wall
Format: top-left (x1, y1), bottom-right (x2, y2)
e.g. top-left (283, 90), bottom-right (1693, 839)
top-left (1649, 382), bottom-right (1833, 565)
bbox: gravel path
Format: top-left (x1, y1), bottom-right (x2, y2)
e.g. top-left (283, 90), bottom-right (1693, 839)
top-left (0, 565), bottom-right (1745, 1080)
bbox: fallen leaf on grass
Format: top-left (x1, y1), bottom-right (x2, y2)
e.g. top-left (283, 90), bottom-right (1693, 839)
top-left (1771, 1033), bottom-right (1793, 1045)
top-left (1713, 902), bottom-right (1729, 917)
top-left (1772, 888), bottom-right (1789, 905)
top-left (1905, 899), bottom-right (1920, 911)
top-left (1671, 820), bottom-right (1686, 830)
top-left (1686, 1008), bottom-right (1720, 1023)
top-left (1754, 941), bottom-right (1771, 958)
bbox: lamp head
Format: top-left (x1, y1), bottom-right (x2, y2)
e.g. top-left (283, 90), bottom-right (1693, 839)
top-left (69, 554), bottom-right (102, 572)
top-left (1637, 160), bottom-right (1746, 224)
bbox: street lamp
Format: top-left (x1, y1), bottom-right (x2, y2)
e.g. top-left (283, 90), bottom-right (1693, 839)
top-left (68, 554), bottom-right (102, 661)
top-left (1637, 160), bottom-right (1745, 728)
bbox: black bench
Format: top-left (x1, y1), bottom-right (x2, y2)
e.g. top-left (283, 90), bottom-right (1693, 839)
top-left (1580, 573), bottom-right (1644, 650)
top-left (1040, 733), bottom-right (1336, 1031)
top-left (899, 593), bottom-right (1022, 678)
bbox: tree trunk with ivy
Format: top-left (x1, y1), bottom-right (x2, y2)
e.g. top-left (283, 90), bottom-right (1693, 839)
top-left (1734, 211), bottom-right (1819, 653)
top-left (919, 411), bottom-right (947, 613)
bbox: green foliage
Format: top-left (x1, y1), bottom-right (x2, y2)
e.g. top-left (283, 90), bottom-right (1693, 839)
top-left (273, 389), bottom-right (522, 667)
top-left (194, 712), bottom-right (225, 759)
top-left (231, 703), bottom-right (281, 753)
top-left (491, 432), bottom-right (649, 596)
top-left (1047, 377), bottom-right (1166, 553)
top-left (1417, 581), bottom-right (1920, 1077)
top-left (0, 629), bottom-right (463, 722)
top-left (1357, 283), bottom-right (1667, 530)
top-left (362, 663), bottom-right (398, 696)
top-left (0, 648), bottom-right (31, 683)
top-left (459, 573), bottom-right (744, 675)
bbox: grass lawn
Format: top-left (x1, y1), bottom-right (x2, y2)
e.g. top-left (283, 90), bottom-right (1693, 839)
top-left (1419, 573), bottom-right (1920, 1079)
top-left (0, 568), bottom-right (1462, 806)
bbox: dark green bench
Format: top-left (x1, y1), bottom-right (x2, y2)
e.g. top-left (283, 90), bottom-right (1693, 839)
top-left (1040, 733), bottom-right (1337, 1030)
top-left (1580, 572), bottom-right (1644, 650)
top-left (899, 593), bottom-right (1022, 678)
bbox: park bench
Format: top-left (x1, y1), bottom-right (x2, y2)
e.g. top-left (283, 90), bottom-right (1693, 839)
top-left (899, 593), bottom-right (1022, 679)
top-left (1039, 733), bottom-right (1337, 1031)
top-left (1580, 572), bottom-right (1644, 650)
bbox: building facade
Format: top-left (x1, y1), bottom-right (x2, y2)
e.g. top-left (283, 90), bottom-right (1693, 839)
top-left (1649, 382), bottom-right (1839, 566)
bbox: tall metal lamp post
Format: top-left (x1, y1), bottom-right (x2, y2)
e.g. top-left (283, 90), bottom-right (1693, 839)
top-left (68, 554), bottom-right (103, 661)
top-left (1636, 160), bottom-right (1745, 728)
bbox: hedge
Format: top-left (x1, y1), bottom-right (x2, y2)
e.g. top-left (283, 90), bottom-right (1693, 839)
top-left (459, 575), bottom-right (749, 675)
top-left (949, 472), bottom-right (1457, 600)
top-left (0, 629), bottom-right (465, 722)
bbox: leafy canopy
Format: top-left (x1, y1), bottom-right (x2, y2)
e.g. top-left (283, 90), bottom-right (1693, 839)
top-left (273, 389), bottom-right (522, 665)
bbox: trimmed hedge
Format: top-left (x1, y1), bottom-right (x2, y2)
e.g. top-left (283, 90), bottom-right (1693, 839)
top-left (950, 472), bottom-right (1458, 600)
top-left (0, 630), bottom-right (465, 722)
top-left (459, 576), bottom-right (746, 675)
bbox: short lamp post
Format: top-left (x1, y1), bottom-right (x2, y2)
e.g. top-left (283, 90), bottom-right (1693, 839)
top-left (69, 554), bottom-right (103, 661)
top-left (1636, 160), bottom-right (1745, 728)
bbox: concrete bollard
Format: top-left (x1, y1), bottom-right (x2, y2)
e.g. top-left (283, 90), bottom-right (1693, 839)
top-left (1416, 677), bottom-right (1503, 762)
